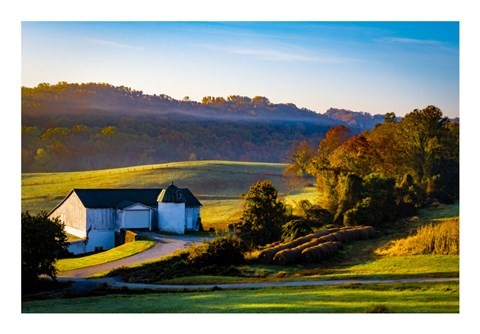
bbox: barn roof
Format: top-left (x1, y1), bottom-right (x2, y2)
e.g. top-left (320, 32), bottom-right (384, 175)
top-left (157, 183), bottom-right (202, 207)
top-left (74, 188), bottom-right (163, 208)
top-left (49, 186), bottom-right (201, 214)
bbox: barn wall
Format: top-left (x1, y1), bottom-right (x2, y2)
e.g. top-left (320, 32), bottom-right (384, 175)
top-left (65, 225), bottom-right (87, 238)
top-left (185, 207), bottom-right (201, 231)
top-left (86, 208), bottom-right (116, 231)
top-left (68, 231), bottom-right (115, 254)
top-left (84, 230), bottom-right (115, 252)
top-left (49, 192), bottom-right (87, 237)
top-left (68, 240), bottom-right (86, 255)
top-left (158, 203), bottom-right (186, 234)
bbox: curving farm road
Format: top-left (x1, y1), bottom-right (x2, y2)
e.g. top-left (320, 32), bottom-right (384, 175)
top-left (58, 233), bottom-right (211, 278)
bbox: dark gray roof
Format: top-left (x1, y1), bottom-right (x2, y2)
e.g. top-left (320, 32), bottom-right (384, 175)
top-left (74, 188), bottom-right (163, 208)
top-left (157, 183), bottom-right (202, 207)
top-left (49, 186), bottom-right (201, 215)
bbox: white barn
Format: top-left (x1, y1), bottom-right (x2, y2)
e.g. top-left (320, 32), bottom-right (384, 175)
top-left (48, 183), bottom-right (202, 254)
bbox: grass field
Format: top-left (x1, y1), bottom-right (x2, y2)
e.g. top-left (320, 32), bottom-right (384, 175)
top-left (55, 240), bottom-right (155, 273)
top-left (21, 160), bottom-right (320, 230)
top-left (21, 281), bottom-right (459, 313)
top-left (21, 161), bottom-right (460, 314)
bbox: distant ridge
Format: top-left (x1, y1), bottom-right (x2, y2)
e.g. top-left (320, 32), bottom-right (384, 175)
top-left (22, 82), bottom-right (387, 127)
top-left (21, 82), bottom-right (390, 173)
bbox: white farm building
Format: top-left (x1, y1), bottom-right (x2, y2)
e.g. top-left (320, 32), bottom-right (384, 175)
top-left (48, 183), bottom-right (202, 254)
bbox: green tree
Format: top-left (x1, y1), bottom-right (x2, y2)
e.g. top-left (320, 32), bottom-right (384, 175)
top-left (399, 105), bottom-right (449, 183)
top-left (236, 180), bottom-right (287, 248)
top-left (334, 173), bottom-right (364, 224)
top-left (22, 212), bottom-right (69, 289)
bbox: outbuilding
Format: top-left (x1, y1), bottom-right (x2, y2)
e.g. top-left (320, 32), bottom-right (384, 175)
top-left (48, 183), bottom-right (202, 254)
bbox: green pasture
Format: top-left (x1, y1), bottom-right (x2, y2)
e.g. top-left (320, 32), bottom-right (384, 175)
top-left (22, 281), bottom-right (459, 313)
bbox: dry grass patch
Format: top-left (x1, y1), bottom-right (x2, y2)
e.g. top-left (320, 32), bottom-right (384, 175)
top-left (378, 217), bottom-right (459, 256)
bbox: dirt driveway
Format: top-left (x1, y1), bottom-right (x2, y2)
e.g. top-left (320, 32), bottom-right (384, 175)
top-left (58, 233), bottom-right (211, 278)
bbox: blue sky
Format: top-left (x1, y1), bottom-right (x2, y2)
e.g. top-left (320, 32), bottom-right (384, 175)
top-left (22, 21), bottom-right (459, 117)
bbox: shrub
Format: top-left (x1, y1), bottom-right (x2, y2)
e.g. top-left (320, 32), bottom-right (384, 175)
top-left (281, 218), bottom-right (313, 242)
top-left (111, 236), bottom-right (245, 283)
top-left (188, 235), bottom-right (244, 266)
top-left (343, 197), bottom-right (382, 227)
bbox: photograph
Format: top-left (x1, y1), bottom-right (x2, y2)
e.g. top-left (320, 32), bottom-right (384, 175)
top-left (20, 20), bottom-right (461, 315)
top-left (10, 0), bottom-right (477, 328)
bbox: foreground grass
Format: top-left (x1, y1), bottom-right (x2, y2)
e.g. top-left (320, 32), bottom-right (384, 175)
top-left (314, 254), bottom-right (459, 280)
top-left (55, 240), bottom-right (155, 273)
top-left (22, 281), bottom-right (459, 313)
top-left (144, 253), bottom-right (459, 285)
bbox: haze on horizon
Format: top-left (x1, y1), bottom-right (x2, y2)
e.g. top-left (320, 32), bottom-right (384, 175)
top-left (22, 21), bottom-right (459, 118)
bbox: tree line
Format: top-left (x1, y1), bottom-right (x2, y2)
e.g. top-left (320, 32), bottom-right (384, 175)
top-left (284, 105), bottom-right (459, 228)
top-left (22, 119), bottom-right (332, 172)
top-left (22, 82), bottom-right (392, 172)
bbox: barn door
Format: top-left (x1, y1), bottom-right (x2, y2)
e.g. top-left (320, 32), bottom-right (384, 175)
top-left (124, 210), bottom-right (150, 229)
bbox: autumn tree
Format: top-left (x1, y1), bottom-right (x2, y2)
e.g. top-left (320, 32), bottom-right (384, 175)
top-left (316, 125), bottom-right (352, 163)
top-left (101, 125), bottom-right (116, 138)
top-left (329, 134), bottom-right (379, 177)
top-left (285, 105), bottom-right (459, 228)
top-left (283, 140), bottom-right (316, 188)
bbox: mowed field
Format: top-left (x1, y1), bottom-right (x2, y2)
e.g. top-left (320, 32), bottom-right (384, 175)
top-left (21, 160), bottom-right (317, 230)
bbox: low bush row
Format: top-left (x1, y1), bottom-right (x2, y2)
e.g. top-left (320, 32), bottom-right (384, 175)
top-left (258, 226), bottom-right (377, 265)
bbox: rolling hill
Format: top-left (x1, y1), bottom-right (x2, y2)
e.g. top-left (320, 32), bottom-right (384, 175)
top-left (21, 160), bottom-right (318, 230)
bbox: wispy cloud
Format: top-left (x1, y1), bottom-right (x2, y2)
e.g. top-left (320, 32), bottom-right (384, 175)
top-left (375, 37), bottom-right (443, 46)
top-left (198, 43), bottom-right (357, 64)
top-left (87, 38), bottom-right (145, 51)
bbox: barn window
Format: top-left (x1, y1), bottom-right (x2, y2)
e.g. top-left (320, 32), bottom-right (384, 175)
top-left (176, 190), bottom-right (183, 201)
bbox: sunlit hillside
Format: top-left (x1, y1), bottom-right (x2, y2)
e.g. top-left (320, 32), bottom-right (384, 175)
top-left (22, 160), bottom-right (318, 230)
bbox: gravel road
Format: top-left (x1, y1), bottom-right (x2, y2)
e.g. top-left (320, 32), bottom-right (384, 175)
top-left (58, 233), bottom-right (211, 278)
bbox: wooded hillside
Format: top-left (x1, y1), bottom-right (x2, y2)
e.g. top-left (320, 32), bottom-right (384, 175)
top-left (22, 82), bottom-right (389, 172)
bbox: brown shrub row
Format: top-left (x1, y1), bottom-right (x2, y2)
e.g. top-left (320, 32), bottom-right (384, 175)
top-left (301, 241), bottom-right (343, 262)
top-left (273, 236), bottom-right (332, 265)
top-left (257, 229), bottom-right (335, 264)
top-left (259, 226), bottom-right (377, 265)
top-left (327, 226), bottom-right (377, 243)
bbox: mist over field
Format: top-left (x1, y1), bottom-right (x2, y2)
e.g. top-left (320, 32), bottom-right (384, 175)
top-left (22, 82), bottom-right (393, 172)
